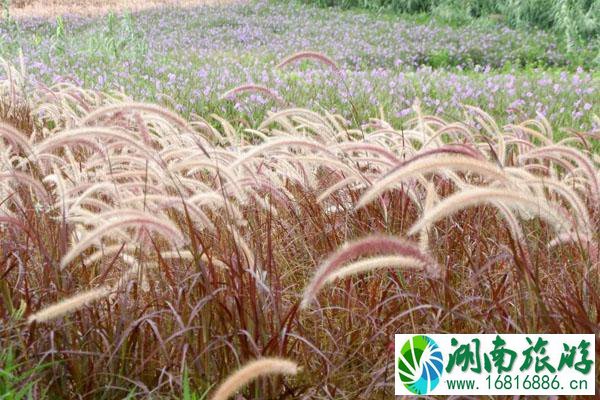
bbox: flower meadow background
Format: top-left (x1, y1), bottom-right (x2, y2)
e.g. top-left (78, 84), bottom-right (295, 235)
top-left (1, 0), bottom-right (598, 132)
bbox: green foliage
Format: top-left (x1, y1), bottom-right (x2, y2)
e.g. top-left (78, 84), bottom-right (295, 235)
top-left (49, 10), bottom-right (148, 64)
top-left (496, 0), bottom-right (600, 49)
top-left (0, 348), bottom-right (48, 400)
top-left (0, 305), bottom-right (49, 399)
top-left (428, 50), bottom-right (452, 67)
top-left (299, 0), bottom-right (600, 45)
top-left (96, 11), bottom-right (147, 60)
top-left (305, 0), bottom-right (435, 12)
top-left (2, 0), bottom-right (9, 20)
top-left (52, 15), bottom-right (66, 55)
top-left (1, 0), bottom-right (21, 39)
top-left (182, 368), bottom-right (211, 400)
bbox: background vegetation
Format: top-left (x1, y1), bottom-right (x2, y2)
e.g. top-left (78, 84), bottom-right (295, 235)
top-left (300, 0), bottom-right (600, 48)
top-left (0, 1), bottom-right (598, 134)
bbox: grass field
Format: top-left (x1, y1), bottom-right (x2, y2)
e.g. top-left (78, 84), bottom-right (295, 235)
top-left (0, 0), bottom-right (598, 398)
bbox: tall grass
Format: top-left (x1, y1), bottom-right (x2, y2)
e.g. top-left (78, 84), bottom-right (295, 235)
top-left (0, 60), bottom-right (598, 398)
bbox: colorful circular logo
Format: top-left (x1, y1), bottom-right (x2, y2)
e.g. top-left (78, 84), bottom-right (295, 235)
top-left (397, 335), bottom-right (444, 394)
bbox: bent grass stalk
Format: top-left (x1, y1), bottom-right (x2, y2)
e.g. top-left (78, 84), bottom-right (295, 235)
top-left (27, 286), bottom-right (111, 323)
top-left (220, 84), bottom-right (285, 104)
top-left (319, 254), bottom-right (428, 282)
top-left (301, 235), bottom-right (438, 308)
top-left (210, 358), bottom-right (299, 400)
top-left (356, 155), bottom-right (510, 209)
top-left (275, 50), bottom-right (339, 71)
top-left (60, 211), bottom-right (185, 269)
top-left (407, 187), bottom-right (573, 237)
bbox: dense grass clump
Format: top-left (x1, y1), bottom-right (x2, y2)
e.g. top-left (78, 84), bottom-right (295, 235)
top-left (0, 61), bottom-right (598, 398)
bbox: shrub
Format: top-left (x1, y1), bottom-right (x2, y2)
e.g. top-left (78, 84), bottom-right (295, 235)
top-left (299, 0), bottom-right (600, 45)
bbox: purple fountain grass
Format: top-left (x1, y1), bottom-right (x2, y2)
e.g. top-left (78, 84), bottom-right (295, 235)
top-left (301, 235), bottom-right (439, 308)
top-left (34, 127), bottom-right (157, 160)
top-left (0, 59), bottom-right (598, 398)
top-left (407, 187), bottom-right (574, 238)
top-left (27, 285), bottom-right (112, 323)
top-left (0, 122), bottom-right (35, 156)
top-left (275, 50), bottom-right (339, 72)
top-left (210, 358), bottom-right (299, 400)
top-left (220, 84), bottom-right (285, 105)
top-left (523, 177), bottom-right (591, 232)
top-left (335, 142), bottom-right (401, 164)
top-left (0, 171), bottom-right (51, 203)
top-left (229, 137), bottom-right (336, 170)
top-left (519, 145), bottom-right (600, 206)
top-left (60, 209), bottom-right (186, 269)
top-left (356, 154), bottom-right (509, 209)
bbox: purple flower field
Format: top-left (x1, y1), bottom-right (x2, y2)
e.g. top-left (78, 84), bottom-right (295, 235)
top-left (1, 1), bottom-right (598, 130)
